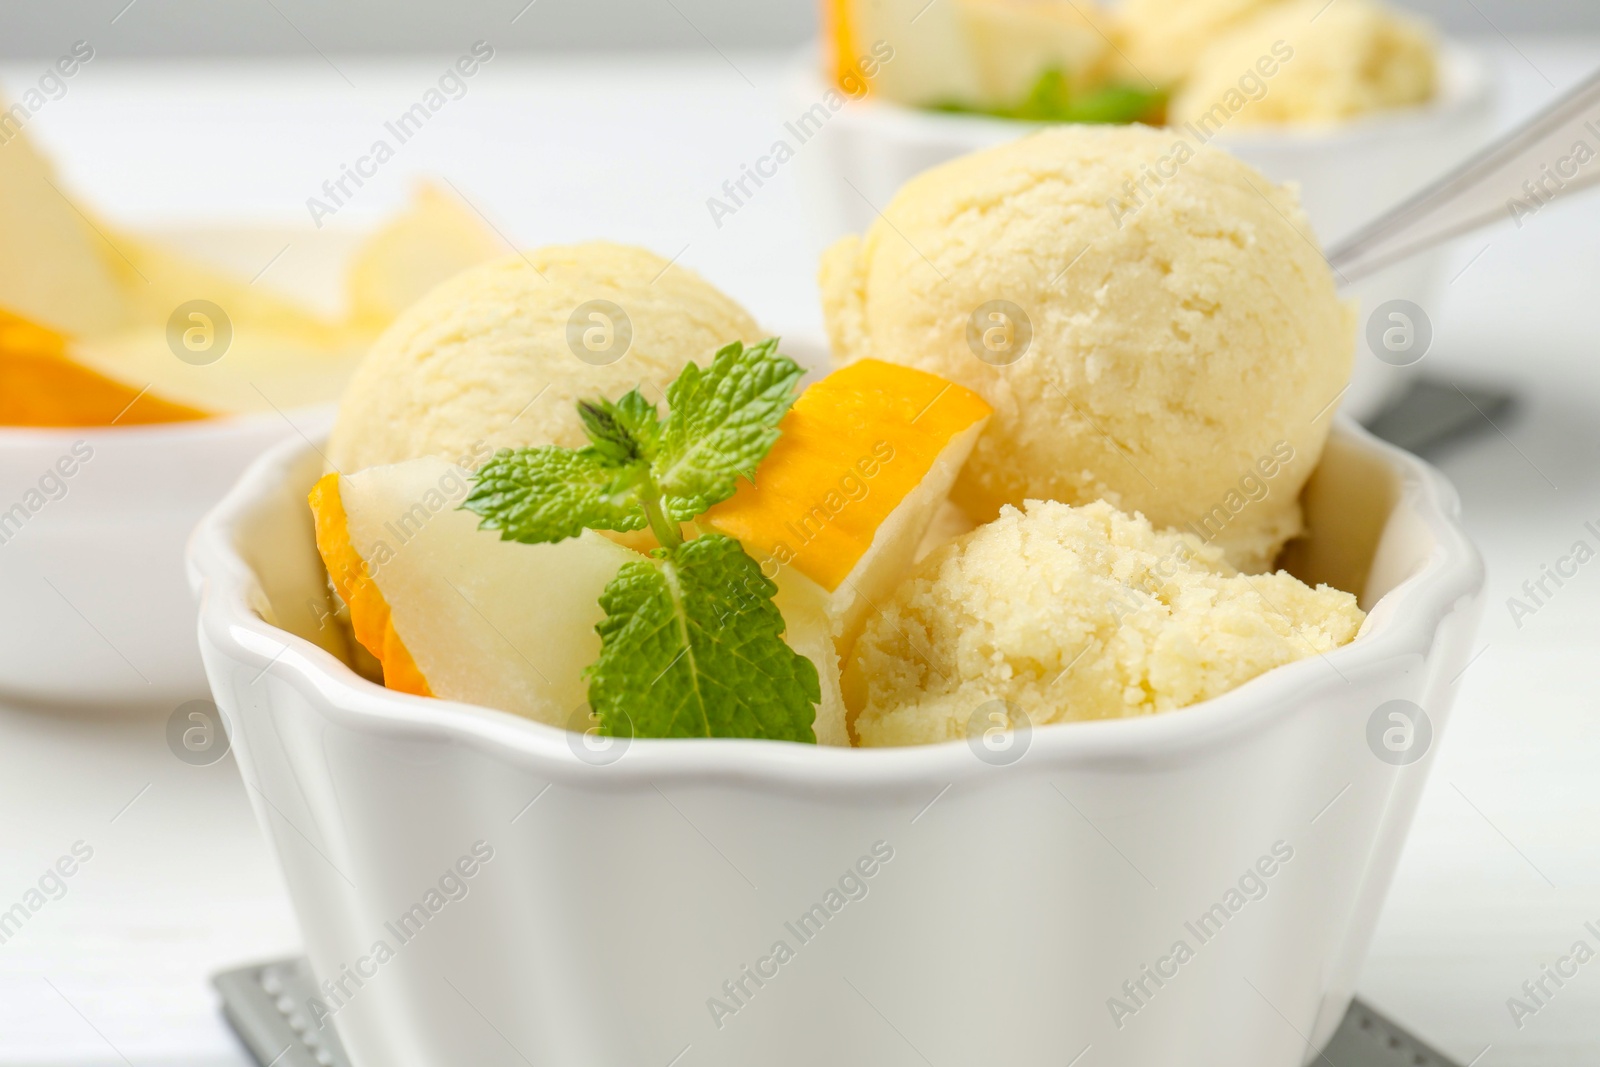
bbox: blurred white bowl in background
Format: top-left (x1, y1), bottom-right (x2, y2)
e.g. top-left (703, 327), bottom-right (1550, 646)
top-left (0, 227), bottom-right (355, 709)
top-left (788, 43), bottom-right (1496, 420)
top-left (0, 410), bottom-right (328, 708)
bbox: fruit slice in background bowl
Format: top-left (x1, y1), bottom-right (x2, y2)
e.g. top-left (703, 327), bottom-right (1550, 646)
top-left (0, 309), bottom-right (207, 426)
top-left (0, 99), bottom-right (501, 429)
top-left (0, 112), bottom-right (508, 703)
top-left (65, 325), bottom-right (370, 419)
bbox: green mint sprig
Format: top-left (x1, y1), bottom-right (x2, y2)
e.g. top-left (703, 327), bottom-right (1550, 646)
top-left (934, 68), bottom-right (1166, 125)
top-left (462, 338), bottom-right (821, 743)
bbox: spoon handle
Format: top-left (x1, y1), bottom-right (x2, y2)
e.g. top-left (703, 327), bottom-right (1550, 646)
top-left (1327, 66), bottom-right (1600, 284)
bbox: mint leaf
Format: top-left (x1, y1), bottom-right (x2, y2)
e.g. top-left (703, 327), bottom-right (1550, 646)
top-left (460, 337), bottom-right (824, 742)
top-left (464, 446), bottom-right (647, 543)
top-left (1063, 83), bottom-right (1167, 125)
top-left (579, 389), bottom-right (661, 466)
top-left (933, 69), bottom-right (1166, 125)
top-left (1012, 67), bottom-right (1073, 122)
top-left (654, 338), bottom-right (803, 519)
top-left (586, 534), bottom-right (820, 742)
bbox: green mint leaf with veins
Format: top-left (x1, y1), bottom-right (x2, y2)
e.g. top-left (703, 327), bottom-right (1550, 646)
top-left (653, 338), bottom-right (804, 519)
top-left (579, 389), bottom-right (661, 467)
top-left (461, 337), bottom-right (819, 743)
top-left (463, 446), bottom-right (648, 543)
top-left (586, 534), bottom-right (820, 742)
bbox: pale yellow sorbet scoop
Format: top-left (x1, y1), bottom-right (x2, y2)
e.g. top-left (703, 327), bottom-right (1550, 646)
top-left (820, 124), bottom-right (1355, 573)
top-left (1172, 0), bottom-right (1437, 128)
top-left (847, 499), bottom-right (1365, 747)
top-left (328, 242), bottom-right (764, 473)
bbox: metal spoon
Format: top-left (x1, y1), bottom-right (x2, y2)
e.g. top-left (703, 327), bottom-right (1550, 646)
top-left (1329, 65), bottom-right (1600, 283)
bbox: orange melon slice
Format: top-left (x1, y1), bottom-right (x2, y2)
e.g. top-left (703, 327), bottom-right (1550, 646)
top-left (309, 470), bottom-right (433, 697)
top-left (824, 0), bottom-right (866, 95)
top-left (0, 122), bottom-right (495, 429)
top-left (0, 100), bottom-right (128, 337)
top-left (0, 309), bottom-right (206, 426)
top-left (701, 358), bottom-right (990, 657)
top-left (308, 455), bottom-right (853, 745)
top-left (308, 456), bottom-right (638, 723)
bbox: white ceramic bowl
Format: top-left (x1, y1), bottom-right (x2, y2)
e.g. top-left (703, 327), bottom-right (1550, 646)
top-left (0, 226), bottom-right (358, 708)
top-left (190, 415), bottom-right (1482, 1067)
top-left (0, 410), bottom-right (328, 707)
top-left (787, 43), bottom-right (1495, 420)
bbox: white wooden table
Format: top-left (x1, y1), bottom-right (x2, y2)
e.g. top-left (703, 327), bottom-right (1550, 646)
top-left (2, 38), bottom-right (1598, 1066)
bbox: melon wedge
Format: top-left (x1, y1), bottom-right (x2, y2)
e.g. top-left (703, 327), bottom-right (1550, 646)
top-left (0, 309), bottom-right (206, 426)
top-left (772, 577), bottom-right (851, 748)
top-left (0, 148), bottom-right (496, 427)
top-left (66, 325), bottom-right (370, 417)
top-left (824, 0), bottom-right (983, 106)
top-left (310, 456), bottom-right (639, 724)
top-left (826, 0), bottom-right (1112, 109)
top-left (309, 456), bottom-right (852, 745)
top-left (97, 228), bottom-right (346, 338)
top-left (700, 358), bottom-right (991, 659)
top-left (0, 103), bottom-right (129, 337)
top-left (345, 181), bottom-right (503, 327)
top-left (956, 0), bottom-right (1114, 103)
top-left (0, 313), bottom-right (366, 425)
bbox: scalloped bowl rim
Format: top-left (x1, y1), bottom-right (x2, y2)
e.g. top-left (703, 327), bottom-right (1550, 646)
top-left (191, 418), bottom-right (1482, 795)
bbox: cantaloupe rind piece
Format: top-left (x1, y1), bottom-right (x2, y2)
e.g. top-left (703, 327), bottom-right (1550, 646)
top-left (0, 106), bottom-right (129, 337)
top-left (701, 358), bottom-right (990, 656)
top-left (0, 308), bottom-right (206, 426)
top-left (309, 472), bottom-right (433, 697)
top-left (345, 181), bottom-right (503, 327)
top-left (309, 455), bottom-right (855, 744)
